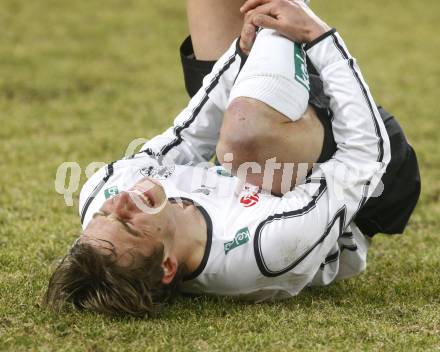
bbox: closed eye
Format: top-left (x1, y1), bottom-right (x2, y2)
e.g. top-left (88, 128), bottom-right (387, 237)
top-left (92, 211), bottom-right (143, 238)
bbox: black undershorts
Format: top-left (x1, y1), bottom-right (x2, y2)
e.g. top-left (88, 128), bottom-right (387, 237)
top-left (180, 36), bottom-right (421, 237)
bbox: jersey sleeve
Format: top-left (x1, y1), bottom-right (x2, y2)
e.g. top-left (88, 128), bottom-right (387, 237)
top-left (139, 39), bottom-right (246, 165)
top-left (252, 30), bottom-right (391, 284)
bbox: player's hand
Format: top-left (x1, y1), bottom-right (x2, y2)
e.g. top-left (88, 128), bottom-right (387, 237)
top-left (239, 0), bottom-right (331, 44)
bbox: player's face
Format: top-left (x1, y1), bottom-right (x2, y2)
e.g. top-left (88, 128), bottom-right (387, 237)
top-left (82, 177), bottom-right (176, 266)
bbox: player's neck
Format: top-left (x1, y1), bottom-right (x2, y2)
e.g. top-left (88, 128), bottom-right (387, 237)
top-left (170, 202), bottom-right (207, 275)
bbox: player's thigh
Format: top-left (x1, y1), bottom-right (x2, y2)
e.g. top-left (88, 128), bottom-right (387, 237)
top-left (186, 0), bottom-right (244, 60)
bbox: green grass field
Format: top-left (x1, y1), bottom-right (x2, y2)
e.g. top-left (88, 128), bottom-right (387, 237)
top-left (1, 0), bottom-right (440, 350)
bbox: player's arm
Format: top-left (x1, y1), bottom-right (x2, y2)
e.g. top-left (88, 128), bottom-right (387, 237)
top-left (138, 39), bottom-right (247, 166)
top-left (248, 1), bottom-right (391, 279)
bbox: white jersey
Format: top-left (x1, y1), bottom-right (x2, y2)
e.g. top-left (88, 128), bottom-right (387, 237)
top-left (79, 30), bottom-right (390, 301)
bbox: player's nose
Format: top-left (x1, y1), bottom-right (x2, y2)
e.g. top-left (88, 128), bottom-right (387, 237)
top-left (112, 191), bottom-right (136, 219)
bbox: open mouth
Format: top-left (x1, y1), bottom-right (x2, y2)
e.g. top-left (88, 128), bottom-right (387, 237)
top-left (130, 186), bottom-right (156, 208)
top-left (139, 189), bottom-right (155, 208)
top-left (128, 178), bottom-right (168, 214)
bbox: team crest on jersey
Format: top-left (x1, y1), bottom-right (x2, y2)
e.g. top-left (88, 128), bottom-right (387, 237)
top-left (240, 192), bottom-right (260, 208)
top-left (139, 165), bottom-right (174, 179)
top-left (104, 186), bottom-right (119, 199)
top-left (224, 227), bottom-right (250, 254)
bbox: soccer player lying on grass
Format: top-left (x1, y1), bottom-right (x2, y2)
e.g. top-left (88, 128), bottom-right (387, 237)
top-left (44, 0), bottom-right (420, 318)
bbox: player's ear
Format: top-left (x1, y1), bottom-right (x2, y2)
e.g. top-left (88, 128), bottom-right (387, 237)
top-left (161, 256), bottom-right (178, 285)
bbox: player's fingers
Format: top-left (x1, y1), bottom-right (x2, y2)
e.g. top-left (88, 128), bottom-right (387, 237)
top-left (240, 22), bottom-right (257, 55)
top-left (246, 2), bottom-right (278, 18)
top-left (241, 9), bottom-right (258, 54)
top-left (240, 0), bottom-right (271, 14)
top-left (251, 13), bottom-right (280, 31)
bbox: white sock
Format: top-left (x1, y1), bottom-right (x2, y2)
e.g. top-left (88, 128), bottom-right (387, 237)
top-left (228, 29), bottom-right (310, 122)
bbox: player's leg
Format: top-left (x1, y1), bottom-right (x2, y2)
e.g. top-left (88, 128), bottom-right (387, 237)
top-left (182, 0), bottom-right (244, 97)
top-left (181, 0), bottom-right (312, 97)
top-left (216, 29), bottom-right (330, 194)
top-left (186, 0), bottom-right (245, 61)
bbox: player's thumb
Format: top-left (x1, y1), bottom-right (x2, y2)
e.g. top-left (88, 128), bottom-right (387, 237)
top-left (252, 14), bottom-right (279, 31)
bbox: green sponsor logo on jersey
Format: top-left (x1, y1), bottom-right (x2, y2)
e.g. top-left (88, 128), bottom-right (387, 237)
top-left (294, 43), bottom-right (310, 91)
top-left (104, 186), bottom-right (119, 199)
top-left (224, 227), bottom-right (250, 254)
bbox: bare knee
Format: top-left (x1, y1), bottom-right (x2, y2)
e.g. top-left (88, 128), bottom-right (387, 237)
top-left (216, 97), bottom-right (277, 169)
top-left (216, 97), bottom-right (325, 193)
